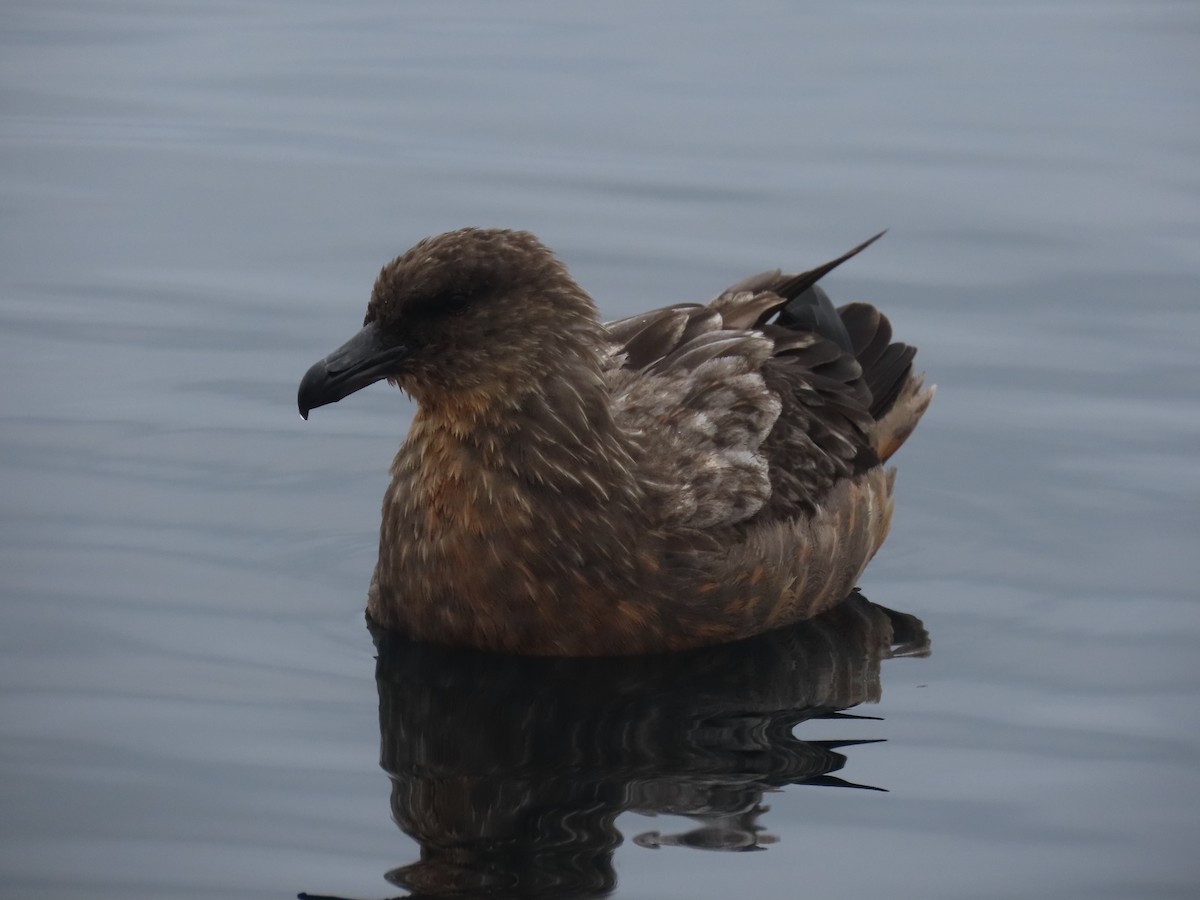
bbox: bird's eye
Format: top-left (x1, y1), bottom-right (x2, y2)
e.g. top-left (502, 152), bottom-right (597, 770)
top-left (445, 292), bottom-right (471, 315)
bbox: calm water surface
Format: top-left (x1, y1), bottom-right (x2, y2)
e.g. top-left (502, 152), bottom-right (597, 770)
top-left (2, 2), bottom-right (1198, 898)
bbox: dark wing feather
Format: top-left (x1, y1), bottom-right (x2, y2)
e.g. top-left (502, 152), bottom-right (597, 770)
top-left (769, 232), bottom-right (886, 302)
top-left (703, 232), bottom-right (921, 520)
top-left (837, 301), bottom-right (916, 420)
top-left (606, 303), bottom-right (697, 344)
top-left (606, 233), bottom-right (922, 528)
top-left (618, 308), bottom-right (690, 369)
top-left (776, 285), bottom-right (854, 353)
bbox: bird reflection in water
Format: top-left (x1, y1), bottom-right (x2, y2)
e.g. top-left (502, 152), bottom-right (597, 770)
top-left (301, 591), bottom-right (927, 899)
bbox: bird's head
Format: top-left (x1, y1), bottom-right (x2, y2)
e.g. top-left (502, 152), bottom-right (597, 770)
top-left (298, 228), bottom-right (598, 419)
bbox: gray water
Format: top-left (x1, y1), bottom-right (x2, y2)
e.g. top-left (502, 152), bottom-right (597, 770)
top-left (2, 1), bottom-right (1198, 897)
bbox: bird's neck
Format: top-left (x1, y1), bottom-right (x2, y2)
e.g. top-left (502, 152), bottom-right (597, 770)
top-left (394, 347), bottom-right (638, 512)
top-left (374, 340), bottom-right (650, 613)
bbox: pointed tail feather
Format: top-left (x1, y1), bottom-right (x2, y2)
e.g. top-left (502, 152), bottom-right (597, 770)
top-left (773, 232), bottom-right (887, 351)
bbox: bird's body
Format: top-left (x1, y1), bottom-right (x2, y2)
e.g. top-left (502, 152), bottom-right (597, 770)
top-left (299, 228), bottom-right (933, 655)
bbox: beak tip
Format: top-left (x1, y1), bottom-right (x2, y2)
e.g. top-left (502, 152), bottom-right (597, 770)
top-left (298, 322), bottom-right (404, 420)
top-left (297, 384), bottom-right (312, 420)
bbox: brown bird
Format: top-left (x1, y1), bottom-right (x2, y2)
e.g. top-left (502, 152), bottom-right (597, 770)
top-left (298, 228), bottom-right (933, 656)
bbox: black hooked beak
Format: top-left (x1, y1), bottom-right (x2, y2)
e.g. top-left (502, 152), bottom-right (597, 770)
top-left (298, 321), bottom-right (411, 419)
